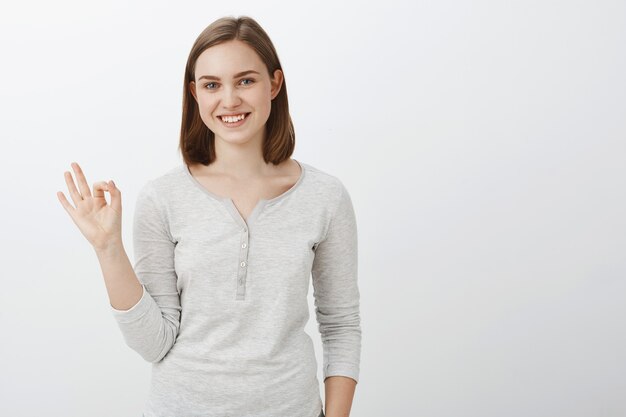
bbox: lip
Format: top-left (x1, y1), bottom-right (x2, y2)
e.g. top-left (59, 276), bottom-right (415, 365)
top-left (217, 112), bottom-right (251, 117)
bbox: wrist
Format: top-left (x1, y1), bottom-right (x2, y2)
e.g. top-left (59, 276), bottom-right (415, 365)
top-left (94, 239), bottom-right (125, 257)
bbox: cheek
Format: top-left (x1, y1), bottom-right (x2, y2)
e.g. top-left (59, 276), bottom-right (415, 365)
top-left (198, 106), bottom-right (212, 124)
top-left (197, 98), bottom-right (217, 121)
top-left (253, 96), bottom-right (272, 116)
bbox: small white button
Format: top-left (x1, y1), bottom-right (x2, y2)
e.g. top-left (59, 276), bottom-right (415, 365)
top-left (243, 228), bottom-right (247, 233)
top-left (239, 278), bottom-right (244, 285)
top-left (240, 261), bottom-right (246, 267)
top-left (241, 243), bottom-right (247, 248)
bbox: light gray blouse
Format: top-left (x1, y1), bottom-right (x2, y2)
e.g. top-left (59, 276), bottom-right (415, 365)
top-left (110, 159), bottom-right (361, 417)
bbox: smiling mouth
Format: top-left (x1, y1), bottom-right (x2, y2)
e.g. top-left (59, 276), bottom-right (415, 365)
top-left (218, 112), bottom-right (250, 120)
top-left (218, 112), bottom-right (251, 126)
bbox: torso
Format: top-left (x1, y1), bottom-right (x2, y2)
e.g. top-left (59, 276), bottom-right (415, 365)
top-left (187, 158), bottom-right (302, 222)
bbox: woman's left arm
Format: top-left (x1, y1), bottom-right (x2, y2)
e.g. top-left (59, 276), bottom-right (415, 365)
top-left (325, 376), bottom-right (357, 417)
top-left (312, 179), bottom-right (362, 417)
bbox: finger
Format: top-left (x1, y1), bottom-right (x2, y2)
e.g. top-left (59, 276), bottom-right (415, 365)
top-left (93, 180), bottom-right (108, 201)
top-left (107, 179), bottom-right (122, 213)
top-left (64, 170), bottom-right (84, 207)
top-left (72, 162), bottom-right (93, 199)
top-left (57, 190), bottom-right (76, 217)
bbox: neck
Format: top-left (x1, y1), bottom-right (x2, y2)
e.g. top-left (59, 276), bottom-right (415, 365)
top-left (210, 130), bottom-right (278, 180)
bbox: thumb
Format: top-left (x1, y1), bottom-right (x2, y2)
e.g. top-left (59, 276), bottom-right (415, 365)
top-left (108, 180), bottom-right (122, 212)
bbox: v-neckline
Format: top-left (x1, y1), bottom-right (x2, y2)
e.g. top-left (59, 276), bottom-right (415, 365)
top-left (183, 159), bottom-right (306, 229)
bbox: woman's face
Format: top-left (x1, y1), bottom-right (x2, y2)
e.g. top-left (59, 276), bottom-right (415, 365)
top-left (189, 40), bottom-right (283, 147)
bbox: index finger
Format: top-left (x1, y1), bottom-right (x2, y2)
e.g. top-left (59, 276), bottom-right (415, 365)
top-left (71, 162), bottom-right (92, 199)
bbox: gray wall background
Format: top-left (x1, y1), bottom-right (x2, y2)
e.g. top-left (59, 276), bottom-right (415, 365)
top-left (1, 0), bottom-right (624, 416)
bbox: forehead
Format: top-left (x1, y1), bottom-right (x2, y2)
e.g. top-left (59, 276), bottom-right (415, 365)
top-left (194, 40), bottom-right (265, 78)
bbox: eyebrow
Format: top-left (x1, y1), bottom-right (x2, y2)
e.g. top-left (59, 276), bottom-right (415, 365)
top-left (198, 70), bottom-right (260, 81)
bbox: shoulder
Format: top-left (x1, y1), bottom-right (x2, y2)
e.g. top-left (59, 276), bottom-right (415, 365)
top-left (139, 164), bottom-right (187, 195)
top-left (300, 162), bottom-right (357, 243)
top-left (300, 161), bottom-right (349, 200)
top-left (132, 165), bottom-right (188, 216)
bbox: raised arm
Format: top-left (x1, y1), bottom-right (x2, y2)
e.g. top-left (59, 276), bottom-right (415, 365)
top-left (109, 181), bottom-right (181, 363)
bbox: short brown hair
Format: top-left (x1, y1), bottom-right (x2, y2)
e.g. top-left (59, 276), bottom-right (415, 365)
top-left (179, 15), bottom-right (295, 167)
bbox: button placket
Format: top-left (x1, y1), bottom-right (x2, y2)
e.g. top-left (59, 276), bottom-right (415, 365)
top-left (185, 161), bottom-right (307, 302)
top-left (236, 226), bottom-right (249, 300)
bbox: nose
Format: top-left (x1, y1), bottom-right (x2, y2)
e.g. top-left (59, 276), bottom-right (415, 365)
top-left (220, 85), bottom-right (242, 108)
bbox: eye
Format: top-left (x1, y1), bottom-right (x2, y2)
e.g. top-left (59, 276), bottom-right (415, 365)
top-left (203, 78), bottom-right (255, 90)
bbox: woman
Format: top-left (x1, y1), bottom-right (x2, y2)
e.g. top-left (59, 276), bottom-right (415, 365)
top-left (58, 15), bottom-right (361, 417)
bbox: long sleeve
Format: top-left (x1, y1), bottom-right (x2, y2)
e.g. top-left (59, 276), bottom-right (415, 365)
top-left (311, 180), bottom-right (362, 384)
top-left (110, 180), bottom-right (182, 363)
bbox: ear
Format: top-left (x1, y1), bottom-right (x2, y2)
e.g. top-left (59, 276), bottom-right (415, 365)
top-left (189, 81), bottom-right (197, 102)
top-left (270, 69), bottom-right (283, 100)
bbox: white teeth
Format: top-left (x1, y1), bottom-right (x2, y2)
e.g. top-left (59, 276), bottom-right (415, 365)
top-left (220, 113), bottom-right (247, 123)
